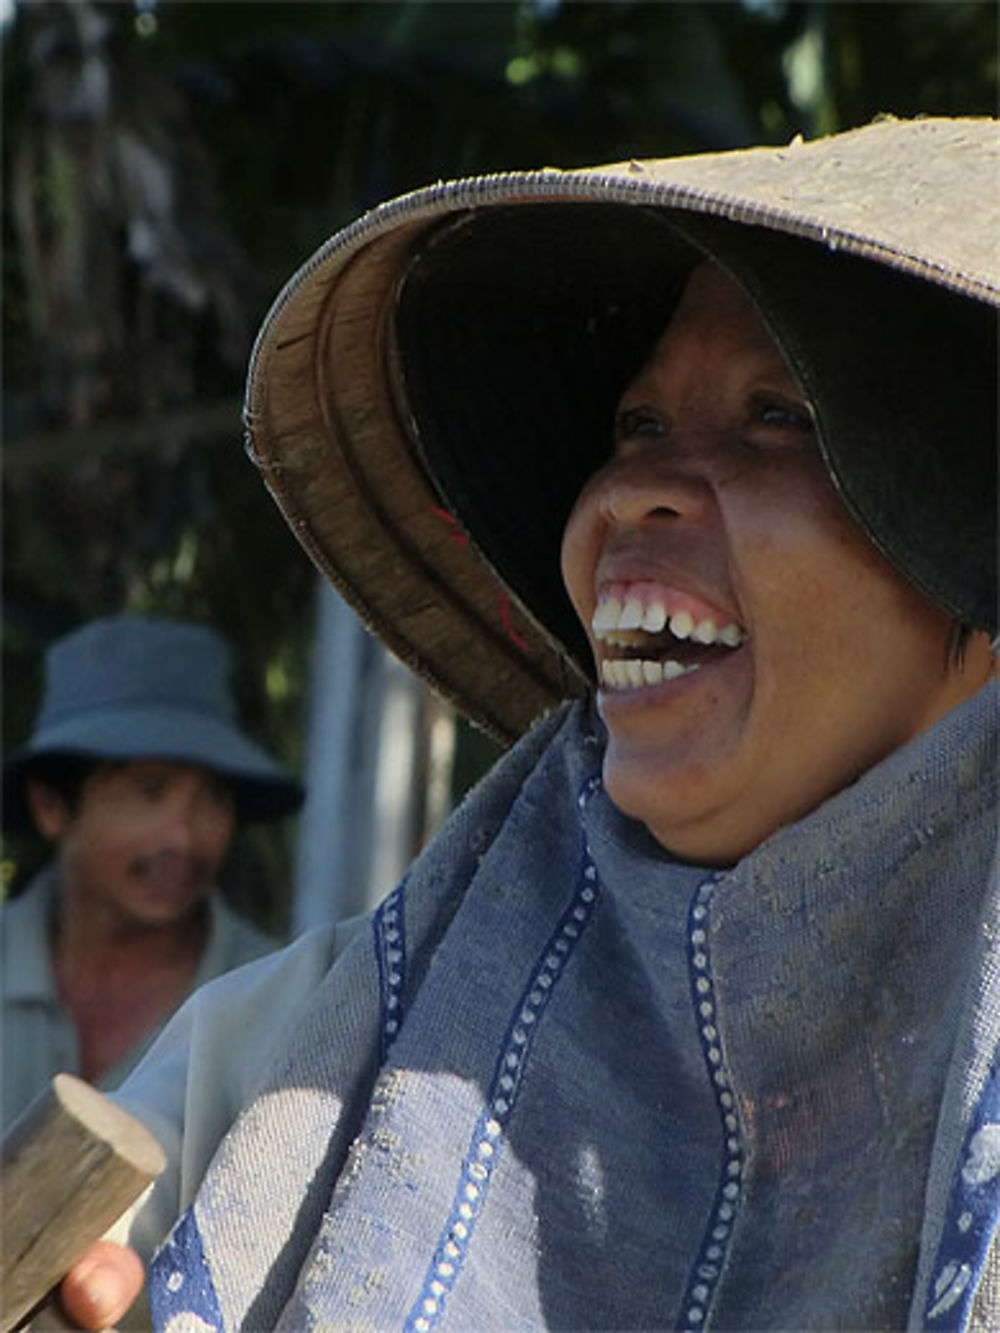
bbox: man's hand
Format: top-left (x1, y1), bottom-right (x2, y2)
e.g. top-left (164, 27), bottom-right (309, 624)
top-left (56, 1241), bottom-right (145, 1330)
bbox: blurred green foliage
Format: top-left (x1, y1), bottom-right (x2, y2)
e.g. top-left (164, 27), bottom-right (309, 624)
top-left (3, 0), bottom-right (996, 923)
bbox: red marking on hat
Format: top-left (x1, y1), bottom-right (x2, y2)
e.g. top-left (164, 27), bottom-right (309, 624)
top-left (499, 594), bottom-right (530, 653)
top-left (431, 505), bottom-right (469, 547)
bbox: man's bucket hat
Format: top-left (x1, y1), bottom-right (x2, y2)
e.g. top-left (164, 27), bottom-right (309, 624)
top-left (3, 615), bottom-right (304, 827)
top-left (245, 116), bottom-right (999, 744)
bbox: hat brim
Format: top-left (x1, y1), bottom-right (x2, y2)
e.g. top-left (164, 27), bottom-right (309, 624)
top-left (245, 116), bottom-right (999, 744)
top-left (3, 708), bottom-right (303, 830)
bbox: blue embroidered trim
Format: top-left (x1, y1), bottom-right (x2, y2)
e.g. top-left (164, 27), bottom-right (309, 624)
top-left (404, 775), bottom-right (603, 1333)
top-left (373, 881), bottom-right (407, 1063)
top-left (676, 874), bottom-right (744, 1333)
top-left (924, 1058), bottom-right (1000, 1329)
top-left (149, 1206), bottom-right (225, 1332)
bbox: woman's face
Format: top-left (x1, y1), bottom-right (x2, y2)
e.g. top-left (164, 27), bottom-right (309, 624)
top-left (560, 261), bottom-right (991, 864)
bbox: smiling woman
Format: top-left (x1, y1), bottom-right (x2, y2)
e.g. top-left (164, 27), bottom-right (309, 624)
top-left (561, 260), bottom-right (992, 864)
top-left (54, 118), bottom-right (998, 1333)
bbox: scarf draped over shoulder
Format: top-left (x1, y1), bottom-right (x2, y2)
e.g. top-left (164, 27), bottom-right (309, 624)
top-left (143, 685), bottom-right (999, 1332)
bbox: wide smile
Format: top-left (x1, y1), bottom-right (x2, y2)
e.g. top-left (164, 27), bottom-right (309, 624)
top-left (591, 580), bottom-right (747, 692)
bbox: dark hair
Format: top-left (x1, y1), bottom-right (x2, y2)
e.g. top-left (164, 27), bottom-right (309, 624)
top-left (947, 622), bottom-right (975, 668)
top-left (20, 753), bottom-right (108, 815)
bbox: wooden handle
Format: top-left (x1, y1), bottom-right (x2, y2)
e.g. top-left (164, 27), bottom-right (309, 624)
top-left (1, 1074), bottom-right (165, 1333)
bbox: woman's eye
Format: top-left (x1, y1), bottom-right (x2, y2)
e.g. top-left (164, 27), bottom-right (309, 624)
top-left (614, 406), bottom-right (667, 443)
top-left (752, 395), bottom-right (815, 434)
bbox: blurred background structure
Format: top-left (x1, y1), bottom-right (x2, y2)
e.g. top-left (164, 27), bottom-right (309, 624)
top-left (3, 0), bottom-right (997, 933)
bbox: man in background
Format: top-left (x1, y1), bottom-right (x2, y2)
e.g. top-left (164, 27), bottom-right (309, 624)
top-left (1, 613), bottom-right (303, 1127)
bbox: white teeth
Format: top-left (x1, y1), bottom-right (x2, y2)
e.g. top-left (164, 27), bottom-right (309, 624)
top-left (718, 623), bottom-right (744, 647)
top-left (600, 658), bottom-right (700, 691)
top-left (642, 601), bottom-right (667, 633)
top-left (619, 596), bottom-right (644, 631)
top-left (592, 598), bottom-right (621, 634)
top-left (592, 593), bottom-right (746, 649)
top-left (668, 610), bottom-right (695, 640)
top-left (642, 659), bottom-right (663, 686)
top-left (601, 660), bottom-right (629, 689)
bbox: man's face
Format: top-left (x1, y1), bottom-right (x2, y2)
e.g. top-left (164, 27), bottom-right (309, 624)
top-left (560, 262), bottom-right (990, 865)
top-left (32, 760), bottom-right (236, 927)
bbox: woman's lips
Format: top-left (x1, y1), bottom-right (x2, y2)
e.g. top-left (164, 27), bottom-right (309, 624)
top-left (592, 579), bottom-right (747, 693)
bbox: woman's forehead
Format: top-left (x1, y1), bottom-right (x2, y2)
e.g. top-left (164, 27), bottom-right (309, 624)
top-left (629, 260), bottom-right (803, 395)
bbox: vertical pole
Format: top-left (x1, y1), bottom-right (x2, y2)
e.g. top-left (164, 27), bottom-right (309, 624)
top-left (291, 579), bottom-right (380, 933)
top-left (292, 578), bottom-right (457, 934)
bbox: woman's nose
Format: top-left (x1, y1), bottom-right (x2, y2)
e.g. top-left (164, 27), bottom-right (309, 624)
top-left (597, 446), bottom-right (715, 528)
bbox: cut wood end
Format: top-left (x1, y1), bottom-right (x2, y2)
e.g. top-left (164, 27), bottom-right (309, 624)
top-left (51, 1075), bottom-right (166, 1178)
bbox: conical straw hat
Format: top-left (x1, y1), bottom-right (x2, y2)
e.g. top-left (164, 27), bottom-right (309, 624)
top-left (245, 116), bottom-right (999, 744)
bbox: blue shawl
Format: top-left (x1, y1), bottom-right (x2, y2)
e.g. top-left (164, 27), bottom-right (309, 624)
top-left (149, 683), bottom-right (999, 1331)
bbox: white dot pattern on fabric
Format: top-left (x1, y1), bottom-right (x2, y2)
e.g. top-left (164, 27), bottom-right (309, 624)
top-left (374, 883), bottom-right (407, 1061)
top-left (148, 1206), bottom-right (223, 1331)
top-left (677, 873), bottom-right (744, 1333)
top-left (404, 773), bottom-right (604, 1333)
top-left (961, 1123), bottom-right (1000, 1187)
top-left (164, 1315), bottom-right (216, 1333)
top-left (927, 1261), bottom-right (973, 1320)
top-left (924, 1070), bottom-right (1000, 1328)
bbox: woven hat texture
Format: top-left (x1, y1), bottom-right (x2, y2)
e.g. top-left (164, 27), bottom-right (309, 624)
top-left (245, 116), bottom-right (999, 743)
